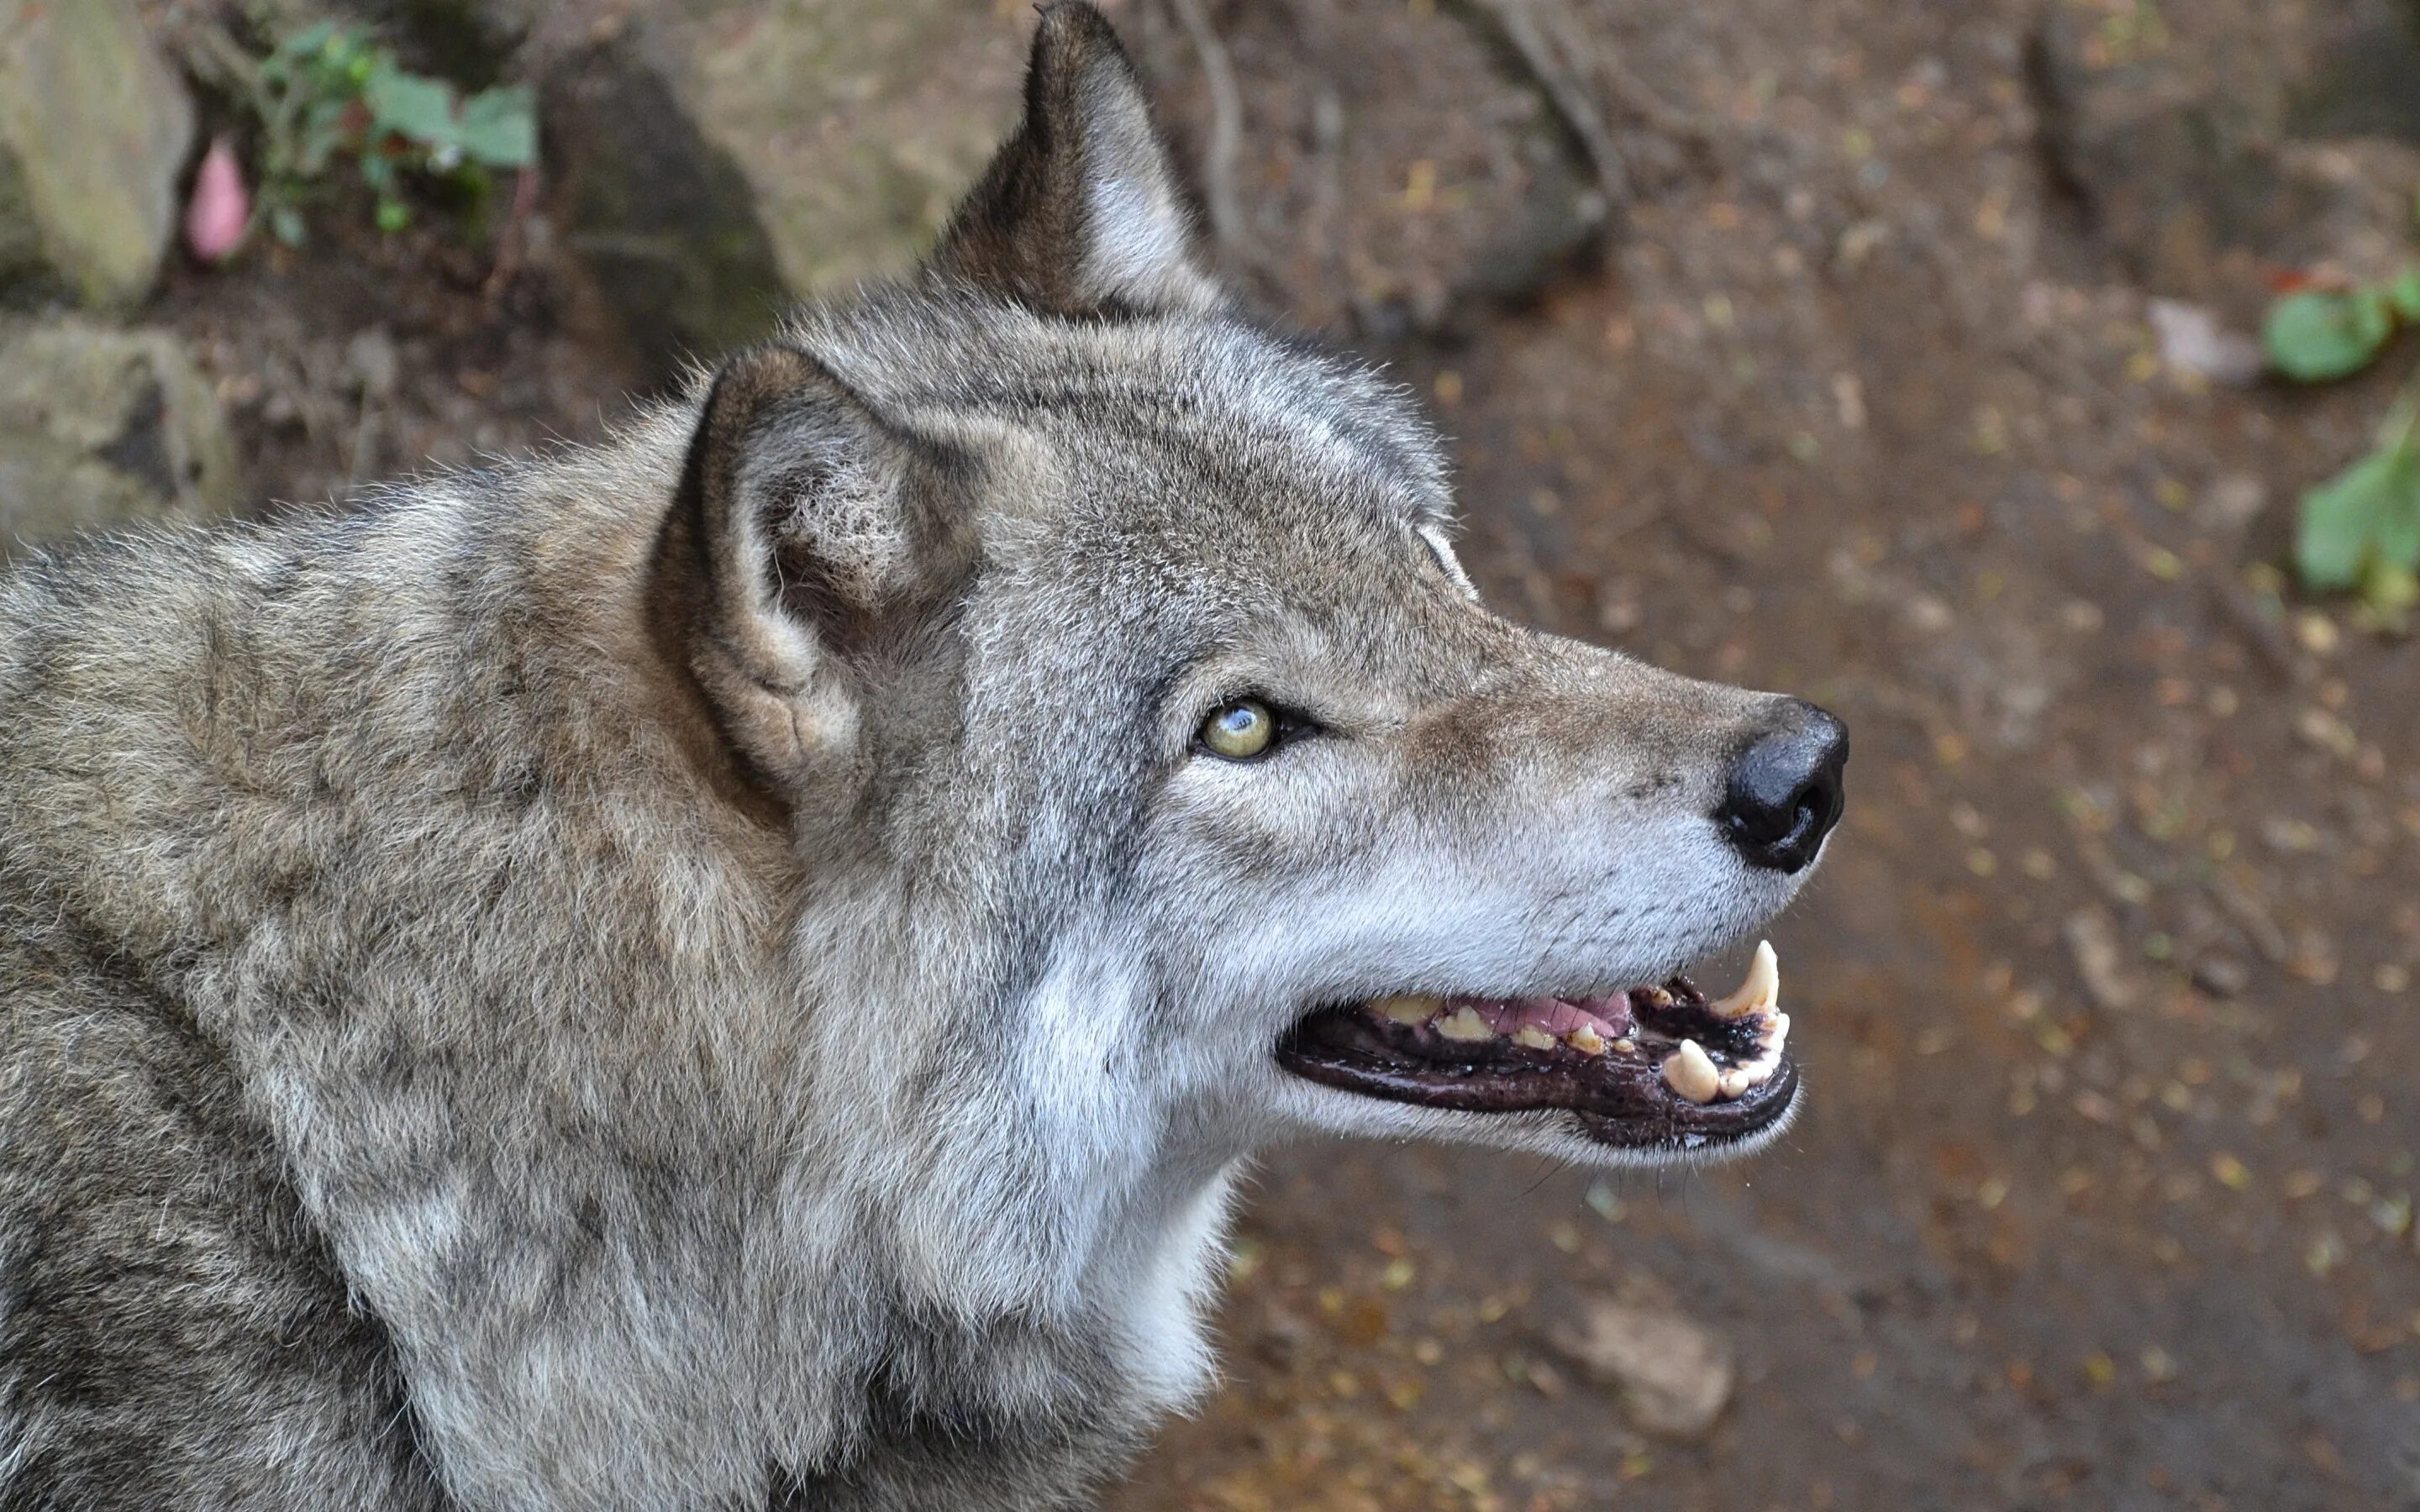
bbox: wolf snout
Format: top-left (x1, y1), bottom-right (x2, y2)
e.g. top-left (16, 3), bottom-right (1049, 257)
top-left (1715, 698), bottom-right (1849, 874)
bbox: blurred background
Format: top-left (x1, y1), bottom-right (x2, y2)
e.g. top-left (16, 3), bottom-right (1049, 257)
top-left (5, 0), bottom-right (2419, 1505)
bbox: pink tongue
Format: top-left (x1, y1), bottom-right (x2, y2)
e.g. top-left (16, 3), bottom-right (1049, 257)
top-left (1469, 994), bottom-right (1631, 1039)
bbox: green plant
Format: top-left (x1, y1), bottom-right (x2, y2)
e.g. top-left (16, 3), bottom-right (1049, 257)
top-left (2264, 268), bottom-right (2420, 623)
top-left (245, 21), bottom-right (535, 247)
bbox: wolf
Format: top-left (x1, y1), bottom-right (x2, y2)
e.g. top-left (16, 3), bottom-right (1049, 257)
top-left (0, 5), bottom-right (1845, 1508)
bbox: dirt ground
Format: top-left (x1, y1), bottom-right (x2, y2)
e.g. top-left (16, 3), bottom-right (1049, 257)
top-left (150, 0), bottom-right (2420, 1507)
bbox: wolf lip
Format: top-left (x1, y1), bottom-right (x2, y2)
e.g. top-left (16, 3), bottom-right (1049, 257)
top-left (1274, 947), bottom-right (1798, 1151)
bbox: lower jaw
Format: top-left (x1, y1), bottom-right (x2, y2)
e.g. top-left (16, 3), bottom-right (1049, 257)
top-left (1276, 1037), bottom-right (1798, 1152)
top-left (1273, 978), bottom-right (1799, 1152)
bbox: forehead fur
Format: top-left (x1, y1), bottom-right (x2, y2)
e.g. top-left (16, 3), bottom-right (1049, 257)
top-left (783, 286), bottom-right (1453, 535)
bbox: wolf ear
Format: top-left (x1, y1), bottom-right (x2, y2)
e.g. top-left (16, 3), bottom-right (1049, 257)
top-left (929, 1), bottom-right (1216, 315)
top-left (667, 345), bottom-right (949, 783)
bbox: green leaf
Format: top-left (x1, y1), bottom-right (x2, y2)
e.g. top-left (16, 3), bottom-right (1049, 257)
top-left (375, 197), bottom-right (411, 234)
top-left (2297, 444), bottom-right (2420, 588)
top-left (454, 85), bottom-right (536, 168)
top-left (365, 66), bottom-right (462, 150)
top-left (281, 21), bottom-right (339, 60)
top-left (2388, 269), bottom-right (2420, 323)
top-left (2265, 289), bottom-right (2396, 381)
top-left (2376, 461), bottom-right (2420, 568)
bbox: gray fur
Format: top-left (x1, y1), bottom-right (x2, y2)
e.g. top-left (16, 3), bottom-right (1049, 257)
top-left (0, 7), bottom-right (1827, 1508)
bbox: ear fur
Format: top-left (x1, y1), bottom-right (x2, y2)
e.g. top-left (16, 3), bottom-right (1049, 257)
top-left (667, 345), bottom-right (940, 784)
top-left (930, 2), bottom-right (1215, 316)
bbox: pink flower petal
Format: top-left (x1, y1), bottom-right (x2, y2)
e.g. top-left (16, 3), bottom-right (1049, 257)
top-left (185, 137), bottom-right (250, 264)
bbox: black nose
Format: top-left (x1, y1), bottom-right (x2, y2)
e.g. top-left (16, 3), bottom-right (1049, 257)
top-left (1717, 699), bottom-right (1849, 874)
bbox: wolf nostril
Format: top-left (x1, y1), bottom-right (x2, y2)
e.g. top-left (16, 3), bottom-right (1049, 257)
top-left (1717, 700), bottom-right (1849, 874)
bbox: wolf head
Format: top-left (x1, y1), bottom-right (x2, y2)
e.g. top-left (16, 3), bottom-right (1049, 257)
top-left (655, 3), bottom-right (1844, 1299)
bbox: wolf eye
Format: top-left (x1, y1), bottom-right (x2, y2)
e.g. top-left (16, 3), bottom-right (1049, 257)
top-left (1200, 699), bottom-right (1277, 760)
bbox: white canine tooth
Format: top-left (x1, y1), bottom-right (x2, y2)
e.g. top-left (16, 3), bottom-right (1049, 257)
top-left (1375, 993), bottom-right (1444, 1026)
top-left (1436, 1007), bottom-right (1497, 1042)
top-left (1566, 1024), bottom-right (1607, 1056)
top-left (1512, 1026), bottom-right (1559, 1051)
top-left (1713, 939), bottom-right (1781, 1019)
top-left (1662, 1039), bottom-right (1721, 1104)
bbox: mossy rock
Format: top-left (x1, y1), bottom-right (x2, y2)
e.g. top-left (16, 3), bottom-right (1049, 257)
top-left (0, 0), bottom-right (193, 310)
top-left (0, 318), bottom-right (241, 559)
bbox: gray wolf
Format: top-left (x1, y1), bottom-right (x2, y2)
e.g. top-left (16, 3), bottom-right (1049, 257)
top-left (0, 6), bottom-right (1845, 1507)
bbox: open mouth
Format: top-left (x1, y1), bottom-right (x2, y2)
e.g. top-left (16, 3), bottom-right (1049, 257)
top-left (1276, 942), bottom-right (1797, 1152)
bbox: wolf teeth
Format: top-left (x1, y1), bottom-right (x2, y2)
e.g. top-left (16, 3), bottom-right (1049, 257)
top-left (1375, 993), bottom-right (1444, 1026)
top-left (1712, 940), bottom-right (1781, 1019)
top-left (1566, 1024), bottom-right (1607, 1056)
top-left (1662, 1039), bottom-right (1721, 1103)
top-left (1512, 1025), bottom-right (1559, 1051)
top-left (1435, 1007), bottom-right (1497, 1042)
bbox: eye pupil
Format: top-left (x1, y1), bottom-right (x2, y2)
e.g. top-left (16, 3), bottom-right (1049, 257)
top-left (1202, 699), bottom-right (1276, 759)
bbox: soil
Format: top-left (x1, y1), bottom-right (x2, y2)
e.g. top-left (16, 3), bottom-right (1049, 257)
top-left (142, 0), bottom-right (2420, 1506)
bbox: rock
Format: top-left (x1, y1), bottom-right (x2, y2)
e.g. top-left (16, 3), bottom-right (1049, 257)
top-left (2287, 8), bottom-right (2420, 146)
top-left (0, 0), bottom-right (194, 309)
top-left (1548, 1294), bottom-right (1735, 1440)
top-left (2191, 953), bottom-right (2251, 1000)
top-left (541, 31), bottom-right (792, 381)
top-left (1134, 0), bottom-right (1612, 336)
top-left (674, 2), bottom-right (1029, 298)
top-left (2030, 15), bottom-right (2323, 302)
top-left (0, 317), bottom-right (241, 558)
top-left (2030, 1), bottom-right (2420, 302)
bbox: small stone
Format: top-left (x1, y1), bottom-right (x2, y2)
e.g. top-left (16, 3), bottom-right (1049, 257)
top-left (2063, 908), bottom-right (2139, 1011)
top-left (1549, 1294), bottom-right (1735, 1440)
top-left (2196, 474), bottom-right (2268, 533)
top-left (2147, 300), bottom-right (2263, 386)
top-left (345, 328), bottom-right (401, 402)
top-left (2191, 954), bottom-right (2249, 999)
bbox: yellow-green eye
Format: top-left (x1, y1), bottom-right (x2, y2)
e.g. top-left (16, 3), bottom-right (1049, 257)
top-left (1201, 699), bottom-right (1276, 759)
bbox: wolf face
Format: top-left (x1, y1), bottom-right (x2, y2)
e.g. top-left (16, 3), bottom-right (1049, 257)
top-left (0, 8), bottom-right (1845, 1505)
top-left (676, 2), bottom-right (1849, 1268)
